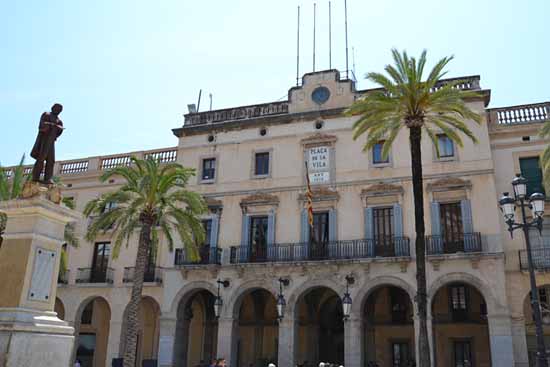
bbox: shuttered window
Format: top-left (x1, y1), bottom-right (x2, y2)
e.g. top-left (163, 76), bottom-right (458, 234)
top-left (520, 157), bottom-right (545, 196)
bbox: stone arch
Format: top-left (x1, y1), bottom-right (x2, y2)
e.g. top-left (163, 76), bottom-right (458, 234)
top-left (286, 277), bottom-right (345, 319)
top-left (224, 279), bottom-right (279, 319)
top-left (351, 275), bottom-right (417, 318)
top-left (72, 295), bottom-right (112, 367)
top-left (119, 296), bottom-right (161, 360)
top-left (169, 280), bottom-right (218, 315)
top-left (428, 272), bottom-right (501, 315)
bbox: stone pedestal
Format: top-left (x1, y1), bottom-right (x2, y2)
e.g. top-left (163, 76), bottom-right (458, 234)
top-left (0, 196), bottom-right (80, 367)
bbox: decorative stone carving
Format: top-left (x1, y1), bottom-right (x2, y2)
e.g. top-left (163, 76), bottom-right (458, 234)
top-left (240, 192), bottom-right (279, 208)
top-left (361, 183), bottom-right (404, 197)
top-left (20, 181), bottom-right (63, 204)
top-left (427, 177), bottom-right (472, 192)
top-left (300, 133), bottom-right (338, 147)
top-left (298, 187), bottom-right (339, 202)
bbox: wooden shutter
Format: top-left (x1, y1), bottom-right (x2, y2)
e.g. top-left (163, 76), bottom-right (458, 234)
top-left (364, 207), bottom-right (374, 256)
top-left (240, 214), bottom-right (250, 262)
top-left (430, 202), bottom-right (443, 253)
top-left (267, 210), bottom-right (276, 260)
top-left (392, 203), bottom-right (404, 255)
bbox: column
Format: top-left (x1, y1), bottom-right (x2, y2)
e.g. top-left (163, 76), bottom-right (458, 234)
top-left (414, 316), bottom-right (435, 367)
top-left (344, 316), bottom-right (363, 367)
top-left (106, 318), bottom-right (124, 365)
top-left (511, 317), bottom-right (530, 367)
top-left (216, 317), bottom-right (237, 366)
top-left (488, 314), bottom-right (516, 367)
top-left (158, 315), bottom-right (178, 367)
top-left (278, 318), bottom-right (297, 367)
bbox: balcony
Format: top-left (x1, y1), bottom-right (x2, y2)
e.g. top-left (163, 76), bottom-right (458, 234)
top-left (174, 246), bottom-right (222, 266)
top-left (426, 233), bottom-right (482, 255)
top-left (76, 267), bottom-right (114, 284)
top-left (519, 248), bottom-right (550, 271)
top-left (487, 102), bottom-right (550, 126)
top-left (229, 237), bottom-right (411, 264)
top-left (123, 267), bottom-right (163, 284)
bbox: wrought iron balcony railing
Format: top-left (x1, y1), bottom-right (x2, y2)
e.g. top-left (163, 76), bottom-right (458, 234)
top-left (519, 248), bottom-right (550, 271)
top-left (174, 246), bottom-right (222, 266)
top-left (76, 267), bottom-right (114, 284)
top-left (229, 237), bottom-right (410, 264)
top-left (123, 267), bottom-right (163, 283)
top-left (426, 232), bottom-right (482, 255)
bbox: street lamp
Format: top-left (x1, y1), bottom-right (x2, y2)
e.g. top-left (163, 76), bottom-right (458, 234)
top-left (214, 279), bottom-right (230, 319)
top-left (499, 174), bottom-right (547, 367)
top-left (276, 278), bottom-right (290, 321)
top-left (342, 275), bottom-right (355, 320)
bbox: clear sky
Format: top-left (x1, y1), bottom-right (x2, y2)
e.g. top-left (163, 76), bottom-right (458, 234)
top-left (1, 0), bottom-right (548, 166)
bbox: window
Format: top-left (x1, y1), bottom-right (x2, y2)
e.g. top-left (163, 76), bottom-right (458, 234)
top-left (91, 242), bottom-right (110, 282)
top-left (201, 158), bottom-right (216, 181)
top-left (250, 216), bottom-right (268, 262)
top-left (520, 157), bottom-right (545, 196)
top-left (76, 333), bottom-right (97, 367)
top-left (373, 207), bottom-right (394, 256)
top-left (450, 285), bottom-right (468, 321)
top-left (453, 340), bottom-right (473, 367)
top-left (392, 341), bottom-right (410, 367)
top-left (440, 202), bottom-right (463, 252)
top-left (101, 201), bottom-right (117, 213)
top-left (373, 141), bottom-right (389, 164)
top-left (254, 152), bottom-right (270, 176)
top-left (202, 219), bottom-right (212, 247)
top-left (312, 212), bottom-right (330, 245)
top-left (437, 134), bottom-right (455, 158)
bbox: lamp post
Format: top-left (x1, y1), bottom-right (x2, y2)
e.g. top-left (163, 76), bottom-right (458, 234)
top-left (342, 275), bottom-right (354, 320)
top-left (276, 278), bottom-right (290, 321)
top-left (214, 279), bottom-right (230, 319)
top-left (499, 174), bottom-right (547, 367)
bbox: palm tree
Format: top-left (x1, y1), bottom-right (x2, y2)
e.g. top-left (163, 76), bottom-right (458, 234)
top-left (539, 122), bottom-right (550, 188)
top-left (347, 49), bottom-right (482, 367)
top-left (83, 157), bottom-right (207, 367)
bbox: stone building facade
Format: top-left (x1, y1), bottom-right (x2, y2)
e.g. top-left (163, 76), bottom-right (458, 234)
top-left (9, 70), bottom-right (550, 367)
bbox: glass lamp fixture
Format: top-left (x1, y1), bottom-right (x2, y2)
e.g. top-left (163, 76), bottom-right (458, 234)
top-left (512, 174), bottom-right (528, 199)
top-left (342, 275), bottom-right (355, 320)
top-left (276, 278), bottom-right (289, 321)
top-left (499, 192), bottom-right (516, 221)
top-left (530, 192), bottom-right (546, 218)
top-left (213, 295), bottom-right (223, 319)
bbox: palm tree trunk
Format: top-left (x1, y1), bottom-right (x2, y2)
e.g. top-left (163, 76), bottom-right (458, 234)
top-left (409, 126), bottom-right (431, 367)
top-left (123, 219), bottom-right (152, 367)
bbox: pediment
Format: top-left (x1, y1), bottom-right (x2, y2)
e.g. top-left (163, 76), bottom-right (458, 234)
top-left (361, 183), bottom-right (404, 197)
top-left (300, 133), bottom-right (338, 146)
top-left (427, 177), bottom-right (471, 192)
top-left (240, 192), bottom-right (279, 207)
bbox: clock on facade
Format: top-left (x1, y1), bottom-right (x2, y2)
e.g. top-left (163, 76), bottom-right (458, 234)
top-left (311, 86), bottom-right (331, 105)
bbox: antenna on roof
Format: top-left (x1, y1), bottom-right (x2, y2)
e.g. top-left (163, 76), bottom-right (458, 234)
top-left (313, 3), bottom-right (317, 72)
top-left (328, 1), bottom-right (332, 69)
top-left (209, 93), bottom-right (213, 111)
top-left (196, 89), bottom-right (202, 113)
top-left (344, 0), bottom-right (349, 79)
top-left (296, 5), bottom-right (300, 86)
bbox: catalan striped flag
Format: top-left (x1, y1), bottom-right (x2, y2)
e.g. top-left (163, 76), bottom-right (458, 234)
top-left (304, 161), bottom-right (314, 228)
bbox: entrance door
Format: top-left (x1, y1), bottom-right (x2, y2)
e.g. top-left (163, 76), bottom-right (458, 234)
top-left (249, 216), bottom-right (268, 262)
top-left (91, 242), bottom-right (110, 282)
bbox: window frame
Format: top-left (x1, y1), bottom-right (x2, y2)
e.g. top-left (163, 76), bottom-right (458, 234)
top-left (91, 242), bottom-right (111, 283)
top-left (368, 139), bottom-right (393, 168)
top-left (451, 338), bottom-right (474, 367)
top-left (449, 284), bottom-right (469, 322)
top-left (435, 134), bottom-right (457, 161)
top-left (390, 339), bottom-right (412, 367)
top-left (519, 156), bottom-right (545, 197)
top-left (199, 156), bottom-right (217, 184)
top-left (251, 149), bottom-right (272, 179)
top-left (249, 215), bottom-right (269, 261)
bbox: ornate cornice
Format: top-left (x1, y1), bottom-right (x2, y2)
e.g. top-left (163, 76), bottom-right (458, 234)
top-left (298, 187), bottom-right (339, 202)
top-left (240, 192), bottom-right (279, 207)
top-left (427, 177), bottom-right (471, 192)
top-left (300, 133), bottom-right (338, 147)
top-left (360, 183), bottom-right (404, 197)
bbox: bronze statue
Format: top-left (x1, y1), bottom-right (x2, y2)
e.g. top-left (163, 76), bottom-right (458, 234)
top-left (30, 103), bottom-right (64, 183)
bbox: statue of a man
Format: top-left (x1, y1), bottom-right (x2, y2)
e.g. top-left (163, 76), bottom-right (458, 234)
top-left (30, 103), bottom-right (64, 183)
